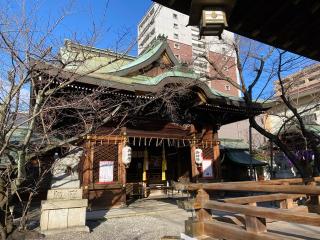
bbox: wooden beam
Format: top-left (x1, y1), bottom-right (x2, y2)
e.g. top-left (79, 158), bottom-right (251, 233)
top-left (203, 220), bottom-right (298, 240)
top-left (222, 193), bottom-right (305, 205)
top-left (178, 177), bottom-right (320, 191)
top-left (88, 183), bottom-right (123, 190)
top-left (185, 183), bottom-right (320, 195)
top-left (203, 200), bottom-right (320, 226)
top-left (203, 183), bottom-right (320, 195)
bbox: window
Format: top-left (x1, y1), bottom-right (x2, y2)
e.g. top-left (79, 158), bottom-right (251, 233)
top-left (194, 62), bottom-right (207, 69)
top-left (173, 13), bottom-right (178, 19)
top-left (149, 7), bottom-right (155, 16)
top-left (174, 33), bottom-right (179, 40)
top-left (223, 56), bottom-right (228, 61)
top-left (174, 54), bottom-right (180, 60)
top-left (173, 23), bottom-right (178, 29)
top-left (174, 43), bottom-right (180, 49)
top-left (225, 85), bottom-right (231, 91)
top-left (302, 113), bottom-right (317, 124)
top-left (192, 43), bottom-right (205, 48)
top-left (223, 66), bottom-right (229, 72)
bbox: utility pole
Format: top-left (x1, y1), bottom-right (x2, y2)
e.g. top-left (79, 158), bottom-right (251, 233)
top-left (270, 140), bottom-right (274, 179)
top-left (249, 125), bottom-right (253, 180)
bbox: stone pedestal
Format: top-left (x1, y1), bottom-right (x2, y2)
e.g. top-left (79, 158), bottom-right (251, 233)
top-left (40, 189), bottom-right (89, 234)
top-left (40, 147), bottom-right (89, 234)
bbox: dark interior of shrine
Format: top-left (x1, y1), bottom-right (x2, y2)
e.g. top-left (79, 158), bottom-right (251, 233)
top-left (126, 141), bottom-right (192, 186)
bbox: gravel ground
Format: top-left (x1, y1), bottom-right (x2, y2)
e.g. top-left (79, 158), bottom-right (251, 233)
top-left (43, 210), bottom-right (191, 240)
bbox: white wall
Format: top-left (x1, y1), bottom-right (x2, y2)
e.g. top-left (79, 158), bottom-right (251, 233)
top-left (219, 117), bottom-right (267, 149)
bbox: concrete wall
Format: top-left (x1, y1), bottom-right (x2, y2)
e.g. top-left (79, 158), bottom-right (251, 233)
top-left (266, 95), bottom-right (320, 134)
top-left (219, 117), bottom-right (268, 149)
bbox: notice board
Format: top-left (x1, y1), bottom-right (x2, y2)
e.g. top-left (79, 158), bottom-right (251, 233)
top-left (99, 161), bottom-right (114, 183)
top-left (202, 159), bottom-right (213, 178)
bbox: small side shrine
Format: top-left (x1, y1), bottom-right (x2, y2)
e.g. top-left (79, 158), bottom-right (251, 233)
top-left (34, 38), bottom-right (266, 209)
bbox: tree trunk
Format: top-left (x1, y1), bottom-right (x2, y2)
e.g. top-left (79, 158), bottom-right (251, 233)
top-left (17, 151), bottom-right (26, 186)
top-left (0, 222), bottom-right (6, 240)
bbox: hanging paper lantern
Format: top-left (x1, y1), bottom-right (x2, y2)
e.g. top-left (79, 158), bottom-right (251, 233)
top-left (195, 148), bottom-right (203, 165)
top-left (122, 145), bottom-right (132, 166)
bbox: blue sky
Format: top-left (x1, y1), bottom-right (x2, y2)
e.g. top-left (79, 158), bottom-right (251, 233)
top-left (25, 0), bottom-right (154, 56)
top-left (1, 0), bottom-right (315, 100)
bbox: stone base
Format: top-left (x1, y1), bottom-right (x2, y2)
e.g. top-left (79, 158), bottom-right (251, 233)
top-left (41, 225), bottom-right (90, 235)
top-left (40, 193), bottom-right (88, 233)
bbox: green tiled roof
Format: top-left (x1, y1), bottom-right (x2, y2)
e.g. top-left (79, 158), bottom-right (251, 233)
top-left (305, 124), bottom-right (320, 134)
top-left (107, 40), bottom-right (179, 77)
top-left (226, 150), bottom-right (268, 166)
top-left (110, 41), bottom-right (163, 72)
top-left (143, 70), bottom-right (199, 85)
top-left (220, 138), bottom-right (249, 150)
top-left (1, 127), bottom-right (61, 164)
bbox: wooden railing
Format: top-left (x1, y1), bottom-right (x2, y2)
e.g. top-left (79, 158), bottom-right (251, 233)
top-left (178, 178), bottom-right (320, 240)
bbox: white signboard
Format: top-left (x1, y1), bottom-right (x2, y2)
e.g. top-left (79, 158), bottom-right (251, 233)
top-left (99, 161), bottom-right (114, 183)
top-left (202, 159), bottom-right (213, 178)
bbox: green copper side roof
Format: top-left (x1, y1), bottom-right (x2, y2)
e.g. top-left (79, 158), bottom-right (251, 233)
top-left (142, 70), bottom-right (199, 85)
top-left (208, 88), bottom-right (243, 101)
top-left (107, 39), bottom-right (179, 77)
top-left (220, 138), bottom-right (249, 150)
top-left (87, 70), bottom-right (199, 86)
top-left (226, 150), bottom-right (268, 166)
top-left (111, 41), bottom-right (163, 72)
top-left (305, 124), bottom-right (320, 135)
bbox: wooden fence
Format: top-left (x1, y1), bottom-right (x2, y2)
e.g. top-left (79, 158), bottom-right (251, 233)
top-left (178, 177), bottom-right (320, 240)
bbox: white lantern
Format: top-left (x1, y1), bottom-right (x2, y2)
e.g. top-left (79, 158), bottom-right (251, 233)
top-left (195, 148), bottom-right (203, 165)
top-left (122, 145), bottom-right (132, 166)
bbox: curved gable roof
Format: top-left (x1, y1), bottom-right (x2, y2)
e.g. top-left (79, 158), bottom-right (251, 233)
top-left (108, 40), bottom-right (179, 77)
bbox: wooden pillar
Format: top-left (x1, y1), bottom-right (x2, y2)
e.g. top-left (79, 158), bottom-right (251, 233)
top-left (308, 181), bottom-right (320, 213)
top-left (177, 148), bottom-right (182, 180)
top-left (185, 188), bottom-right (211, 238)
top-left (190, 145), bottom-right (198, 182)
top-left (82, 139), bottom-right (91, 198)
top-left (279, 182), bottom-right (294, 209)
top-left (213, 130), bottom-right (221, 179)
top-left (245, 202), bottom-right (267, 233)
top-left (90, 142), bottom-right (95, 185)
top-left (119, 129), bottom-right (127, 205)
top-left (118, 141), bottom-right (126, 185)
top-left (190, 124), bottom-right (199, 182)
top-left (195, 189), bottom-right (212, 221)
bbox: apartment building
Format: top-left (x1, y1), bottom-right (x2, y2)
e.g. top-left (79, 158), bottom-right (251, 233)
top-left (266, 64), bottom-right (320, 134)
top-left (274, 64), bottom-right (320, 98)
top-left (137, 3), bottom-right (240, 97)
